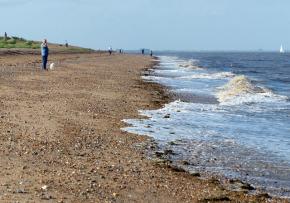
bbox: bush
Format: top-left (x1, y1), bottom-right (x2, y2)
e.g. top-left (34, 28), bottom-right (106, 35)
top-left (25, 41), bottom-right (33, 46)
top-left (32, 44), bottom-right (40, 49)
top-left (7, 38), bottom-right (16, 44)
top-left (7, 44), bottom-right (16, 48)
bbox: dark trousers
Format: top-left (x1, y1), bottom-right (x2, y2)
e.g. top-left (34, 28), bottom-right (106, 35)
top-left (42, 55), bottom-right (48, 70)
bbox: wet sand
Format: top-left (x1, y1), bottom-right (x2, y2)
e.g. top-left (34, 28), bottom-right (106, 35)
top-left (0, 51), bottom-right (288, 202)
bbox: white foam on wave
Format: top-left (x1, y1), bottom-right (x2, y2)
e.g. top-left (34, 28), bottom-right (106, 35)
top-left (180, 72), bottom-right (235, 80)
top-left (177, 59), bottom-right (202, 70)
top-left (122, 100), bottom-right (223, 141)
top-left (216, 75), bottom-right (288, 105)
top-left (141, 75), bottom-right (163, 81)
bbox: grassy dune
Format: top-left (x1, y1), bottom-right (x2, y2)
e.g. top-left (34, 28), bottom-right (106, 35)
top-left (0, 36), bottom-right (94, 53)
top-left (0, 36), bottom-right (40, 49)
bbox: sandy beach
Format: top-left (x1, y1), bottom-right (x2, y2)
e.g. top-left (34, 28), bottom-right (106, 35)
top-left (0, 51), bottom-right (288, 203)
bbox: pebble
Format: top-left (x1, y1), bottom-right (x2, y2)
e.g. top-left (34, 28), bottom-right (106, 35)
top-left (41, 194), bottom-right (53, 200)
top-left (41, 185), bottom-right (48, 190)
top-left (15, 189), bottom-right (26, 194)
top-left (163, 114), bottom-right (170, 118)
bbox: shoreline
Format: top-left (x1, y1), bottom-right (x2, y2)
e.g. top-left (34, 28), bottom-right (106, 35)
top-left (0, 51), bottom-right (288, 202)
top-left (125, 55), bottom-right (290, 202)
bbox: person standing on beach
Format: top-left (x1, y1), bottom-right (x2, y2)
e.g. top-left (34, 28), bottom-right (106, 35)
top-left (108, 46), bottom-right (112, 55)
top-left (41, 39), bottom-right (49, 70)
top-left (4, 32), bottom-right (8, 41)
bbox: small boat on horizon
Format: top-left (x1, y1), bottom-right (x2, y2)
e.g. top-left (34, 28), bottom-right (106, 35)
top-left (280, 45), bottom-right (285, 53)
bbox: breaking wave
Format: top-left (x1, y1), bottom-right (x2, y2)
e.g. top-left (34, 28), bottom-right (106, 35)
top-left (216, 75), bottom-right (288, 105)
top-left (177, 60), bottom-right (203, 70)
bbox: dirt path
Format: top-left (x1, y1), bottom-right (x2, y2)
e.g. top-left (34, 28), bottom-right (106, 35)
top-left (0, 52), bottom-right (287, 202)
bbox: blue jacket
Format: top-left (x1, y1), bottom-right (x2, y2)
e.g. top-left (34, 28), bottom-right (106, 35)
top-left (41, 45), bottom-right (49, 56)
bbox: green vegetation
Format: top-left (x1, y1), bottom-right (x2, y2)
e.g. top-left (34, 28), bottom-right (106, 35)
top-left (0, 36), bottom-right (40, 49)
top-left (66, 47), bottom-right (95, 53)
top-left (0, 35), bottom-right (94, 52)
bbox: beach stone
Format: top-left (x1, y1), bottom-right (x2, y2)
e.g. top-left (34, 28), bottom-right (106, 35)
top-left (41, 194), bottom-right (53, 200)
top-left (240, 183), bottom-right (255, 190)
top-left (228, 179), bottom-right (255, 191)
top-left (163, 114), bottom-right (170, 118)
top-left (256, 193), bottom-right (271, 199)
top-left (155, 151), bottom-right (164, 157)
top-left (41, 185), bottom-right (48, 191)
top-left (164, 149), bottom-right (174, 155)
top-left (190, 172), bottom-right (201, 177)
top-left (170, 165), bottom-right (186, 173)
top-left (15, 189), bottom-right (26, 194)
top-left (200, 195), bottom-right (230, 202)
top-left (168, 141), bottom-right (178, 145)
top-left (181, 160), bottom-right (190, 165)
top-left (151, 158), bottom-right (167, 165)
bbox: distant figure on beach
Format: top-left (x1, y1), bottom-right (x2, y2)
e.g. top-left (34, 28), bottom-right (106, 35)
top-left (4, 32), bottom-right (8, 40)
top-left (108, 46), bottom-right (112, 55)
top-left (141, 49), bottom-right (145, 55)
top-left (150, 50), bottom-right (153, 57)
top-left (65, 40), bottom-right (68, 48)
top-left (41, 39), bottom-right (49, 70)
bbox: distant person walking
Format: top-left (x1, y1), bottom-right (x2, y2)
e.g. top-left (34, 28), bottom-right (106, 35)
top-left (41, 39), bottom-right (49, 70)
top-left (4, 32), bottom-right (8, 40)
top-left (108, 46), bottom-right (112, 55)
top-left (141, 49), bottom-right (145, 55)
top-left (150, 50), bottom-right (153, 57)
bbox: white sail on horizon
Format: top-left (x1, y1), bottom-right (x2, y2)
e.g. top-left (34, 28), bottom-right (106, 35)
top-left (280, 45), bottom-right (285, 53)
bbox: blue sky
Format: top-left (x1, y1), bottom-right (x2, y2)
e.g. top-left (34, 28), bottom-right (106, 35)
top-left (0, 0), bottom-right (290, 51)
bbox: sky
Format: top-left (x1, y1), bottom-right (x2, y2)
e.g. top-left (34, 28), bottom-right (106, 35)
top-left (0, 0), bottom-right (290, 51)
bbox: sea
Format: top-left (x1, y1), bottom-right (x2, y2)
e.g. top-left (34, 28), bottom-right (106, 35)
top-left (122, 52), bottom-right (290, 198)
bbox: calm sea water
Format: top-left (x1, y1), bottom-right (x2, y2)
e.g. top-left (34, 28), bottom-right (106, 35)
top-left (123, 52), bottom-right (290, 197)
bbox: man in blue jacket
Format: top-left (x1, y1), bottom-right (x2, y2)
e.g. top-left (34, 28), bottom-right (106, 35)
top-left (41, 39), bottom-right (49, 70)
